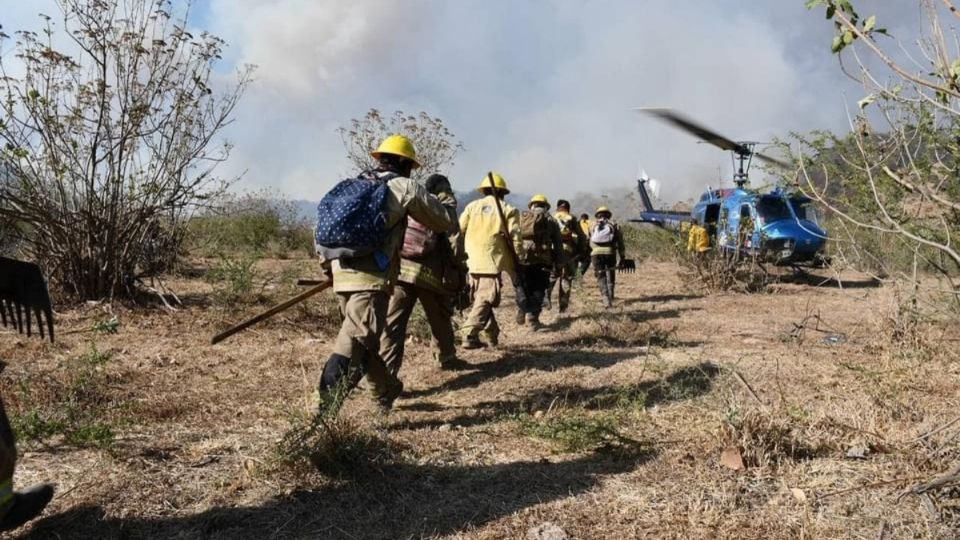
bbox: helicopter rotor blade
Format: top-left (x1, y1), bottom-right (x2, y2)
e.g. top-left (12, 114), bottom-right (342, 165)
top-left (637, 107), bottom-right (792, 169)
top-left (636, 108), bottom-right (748, 154)
top-left (752, 150), bottom-right (792, 170)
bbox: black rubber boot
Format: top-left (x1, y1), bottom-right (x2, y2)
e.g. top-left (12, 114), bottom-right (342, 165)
top-left (0, 484), bottom-right (54, 532)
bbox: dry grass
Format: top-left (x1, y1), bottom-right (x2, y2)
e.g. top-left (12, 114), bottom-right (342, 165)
top-left (0, 257), bottom-right (958, 538)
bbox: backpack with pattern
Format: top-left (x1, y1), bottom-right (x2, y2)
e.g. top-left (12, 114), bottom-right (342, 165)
top-left (315, 171), bottom-right (395, 269)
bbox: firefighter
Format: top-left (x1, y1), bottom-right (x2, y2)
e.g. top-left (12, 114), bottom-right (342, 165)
top-left (589, 206), bottom-right (626, 308)
top-left (458, 173), bottom-right (523, 349)
top-left (516, 195), bottom-right (564, 330)
top-left (315, 135), bottom-right (458, 412)
top-left (380, 174), bottom-right (466, 374)
top-left (546, 200), bottom-right (588, 313)
top-left (687, 220), bottom-right (711, 254)
top-left (578, 213), bottom-right (592, 275)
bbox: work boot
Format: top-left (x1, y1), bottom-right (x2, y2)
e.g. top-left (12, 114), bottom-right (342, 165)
top-left (376, 381), bottom-right (404, 413)
top-left (482, 329), bottom-right (499, 348)
top-left (462, 334), bottom-right (484, 350)
top-left (0, 484), bottom-right (54, 532)
top-left (525, 313), bottom-right (543, 331)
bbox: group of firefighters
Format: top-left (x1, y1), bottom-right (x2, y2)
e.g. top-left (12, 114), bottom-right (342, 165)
top-left (315, 134), bottom-right (629, 412)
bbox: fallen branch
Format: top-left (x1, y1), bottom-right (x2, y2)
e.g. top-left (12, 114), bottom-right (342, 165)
top-left (897, 463), bottom-right (960, 501)
top-left (731, 369), bottom-right (766, 408)
top-left (909, 414), bottom-right (960, 444)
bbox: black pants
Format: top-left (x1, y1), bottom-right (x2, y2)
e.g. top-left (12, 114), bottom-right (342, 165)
top-left (593, 255), bottom-right (616, 303)
top-left (516, 265), bottom-right (552, 317)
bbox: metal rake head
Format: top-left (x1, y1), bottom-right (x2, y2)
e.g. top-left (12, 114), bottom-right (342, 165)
top-left (0, 257), bottom-right (55, 342)
top-left (617, 259), bottom-right (637, 274)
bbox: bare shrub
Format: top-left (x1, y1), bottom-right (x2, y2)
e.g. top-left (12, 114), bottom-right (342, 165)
top-left (0, 0), bottom-right (252, 300)
top-left (338, 109), bottom-right (463, 181)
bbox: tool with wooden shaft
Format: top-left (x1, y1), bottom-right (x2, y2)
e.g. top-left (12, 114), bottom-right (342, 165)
top-left (486, 171), bottom-right (525, 288)
top-left (211, 280), bottom-right (332, 344)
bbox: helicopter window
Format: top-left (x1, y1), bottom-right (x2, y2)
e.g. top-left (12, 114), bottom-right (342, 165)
top-left (756, 197), bottom-right (792, 224)
top-left (740, 205), bottom-right (751, 219)
top-left (789, 199), bottom-right (821, 224)
top-left (704, 204), bottom-right (720, 224)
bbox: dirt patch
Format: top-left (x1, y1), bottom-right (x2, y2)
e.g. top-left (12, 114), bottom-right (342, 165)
top-left (1, 258), bottom-right (958, 538)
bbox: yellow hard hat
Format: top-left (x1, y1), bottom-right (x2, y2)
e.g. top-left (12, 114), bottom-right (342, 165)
top-left (595, 206), bottom-right (612, 217)
top-left (370, 134), bottom-right (420, 168)
top-left (477, 172), bottom-right (510, 194)
top-left (529, 194), bottom-right (550, 209)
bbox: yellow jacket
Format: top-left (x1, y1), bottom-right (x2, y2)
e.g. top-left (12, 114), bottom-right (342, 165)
top-left (459, 195), bottom-right (523, 275)
top-left (687, 224), bottom-right (710, 253)
top-left (327, 173), bottom-right (458, 293)
top-left (579, 218), bottom-right (591, 236)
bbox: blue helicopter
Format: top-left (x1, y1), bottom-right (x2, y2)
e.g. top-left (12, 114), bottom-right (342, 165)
top-left (631, 109), bottom-right (829, 266)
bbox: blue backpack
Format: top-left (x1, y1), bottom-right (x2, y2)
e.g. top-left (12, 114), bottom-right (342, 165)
top-left (315, 171), bottom-right (396, 269)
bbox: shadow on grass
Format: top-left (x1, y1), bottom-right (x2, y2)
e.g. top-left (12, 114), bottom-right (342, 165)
top-left (778, 272), bottom-right (881, 289)
top-left (394, 362), bottom-right (720, 431)
top-left (26, 451), bottom-right (654, 540)
top-left (404, 349), bottom-right (640, 399)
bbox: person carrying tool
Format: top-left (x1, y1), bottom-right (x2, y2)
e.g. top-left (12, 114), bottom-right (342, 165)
top-left (458, 172), bottom-right (523, 349)
top-left (578, 213), bottom-right (592, 275)
top-left (589, 206), bottom-right (627, 307)
top-left (379, 174), bottom-right (466, 374)
top-left (314, 134), bottom-right (457, 413)
top-left (515, 195), bottom-right (564, 330)
top-left (545, 200), bottom-right (587, 314)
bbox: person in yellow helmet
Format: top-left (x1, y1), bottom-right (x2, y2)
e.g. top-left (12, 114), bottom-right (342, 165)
top-left (589, 206), bottom-right (626, 307)
top-left (545, 199), bottom-right (588, 314)
top-left (458, 172), bottom-right (523, 348)
top-left (380, 173), bottom-right (467, 375)
top-left (578, 213), bottom-right (592, 275)
top-left (315, 134), bottom-right (458, 413)
top-left (515, 194), bottom-right (564, 330)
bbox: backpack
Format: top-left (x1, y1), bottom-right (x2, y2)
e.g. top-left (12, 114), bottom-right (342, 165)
top-left (400, 217), bottom-right (438, 258)
top-left (591, 220), bottom-right (616, 245)
top-left (315, 171), bottom-right (395, 268)
top-left (556, 215), bottom-right (576, 243)
top-left (520, 210), bottom-right (552, 260)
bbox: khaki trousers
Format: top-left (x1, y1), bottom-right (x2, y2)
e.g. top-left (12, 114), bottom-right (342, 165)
top-left (332, 291), bottom-right (400, 399)
top-left (462, 274), bottom-right (502, 339)
top-left (381, 283), bottom-right (457, 376)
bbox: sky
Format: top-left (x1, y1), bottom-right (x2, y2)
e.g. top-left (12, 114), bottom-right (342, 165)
top-left (0, 1), bottom-right (924, 204)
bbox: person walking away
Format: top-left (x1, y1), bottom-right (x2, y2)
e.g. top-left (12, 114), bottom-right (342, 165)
top-left (547, 200), bottom-right (588, 313)
top-left (380, 174), bottom-right (466, 374)
top-left (314, 135), bottom-right (457, 413)
top-left (516, 195), bottom-right (564, 330)
top-left (578, 213), bottom-right (592, 275)
top-left (589, 206), bottom-right (626, 308)
top-left (458, 173), bottom-right (523, 349)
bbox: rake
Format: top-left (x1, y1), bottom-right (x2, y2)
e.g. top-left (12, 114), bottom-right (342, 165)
top-left (0, 257), bottom-right (55, 342)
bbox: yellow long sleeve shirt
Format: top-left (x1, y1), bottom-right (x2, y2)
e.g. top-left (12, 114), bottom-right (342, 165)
top-left (459, 195), bottom-right (523, 275)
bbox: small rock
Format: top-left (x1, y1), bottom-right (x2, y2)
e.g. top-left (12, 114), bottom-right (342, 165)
top-left (845, 445), bottom-right (870, 459)
top-left (527, 522), bottom-right (568, 540)
top-left (533, 410), bottom-right (545, 419)
top-left (790, 487), bottom-right (808, 504)
top-left (437, 423), bottom-right (452, 432)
